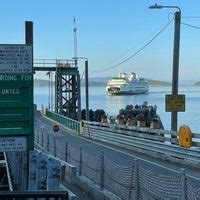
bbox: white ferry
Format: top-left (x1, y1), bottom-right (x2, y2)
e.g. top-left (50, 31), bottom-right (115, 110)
top-left (106, 72), bottom-right (149, 95)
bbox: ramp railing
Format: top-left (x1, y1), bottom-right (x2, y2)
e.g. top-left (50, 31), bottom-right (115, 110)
top-left (44, 110), bottom-right (200, 167)
top-left (35, 120), bottom-right (200, 200)
top-left (46, 110), bottom-right (80, 134)
top-left (82, 121), bottom-right (200, 168)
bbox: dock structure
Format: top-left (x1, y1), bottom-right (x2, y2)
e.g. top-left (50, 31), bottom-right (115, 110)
top-left (0, 108), bottom-right (199, 199)
top-left (33, 111), bottom-right (200, 199)
top-left (1, 57), bottom-right (200, 198)
top-left (34, 59), bottom-right (81, 121)
top-left (1, 21), bottom-right (200, 199)
top-left (1, 60), bottom-right (200, 200)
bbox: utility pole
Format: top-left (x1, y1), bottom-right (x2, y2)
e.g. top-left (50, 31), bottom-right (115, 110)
top-left (149, 5), bottom-right (181, 132)
top-left (171, 11), bottom-right (181, 132)
top-left (85, 60), bottom-right (89, 121)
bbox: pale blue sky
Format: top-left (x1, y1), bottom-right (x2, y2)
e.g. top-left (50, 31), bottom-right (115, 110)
top-left (0, 0), bottom-right (200, 82)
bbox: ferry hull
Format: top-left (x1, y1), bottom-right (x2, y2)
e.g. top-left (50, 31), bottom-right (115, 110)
top-left (107, 90), bottom-right (148, 95)
top-left (106, 72), bottom-right (149, 96)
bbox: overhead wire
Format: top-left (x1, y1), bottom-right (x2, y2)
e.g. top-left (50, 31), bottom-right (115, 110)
top-left (181, 22), bottom-right (200, 30)
top-left (181, 16), bottom-right (200, 19)
top-left (90, 19), bottom-right (173, 72)
top-left (98, 20), bottom-right (172, 68)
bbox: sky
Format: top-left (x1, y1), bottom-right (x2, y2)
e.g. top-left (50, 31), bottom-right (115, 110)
top-left (0, 0), bottom-right (200, 83)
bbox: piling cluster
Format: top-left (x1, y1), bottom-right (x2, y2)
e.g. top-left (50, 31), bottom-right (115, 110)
top-left (82, 102), bottom-right (163, 129)
top-left (81, 109), bottom-right (106, 122)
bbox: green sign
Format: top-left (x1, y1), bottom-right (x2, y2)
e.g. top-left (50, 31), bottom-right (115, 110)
top-left (0, 45), bottom-right (33, 151)
top-left (165, 94), bottom-right (185, 112)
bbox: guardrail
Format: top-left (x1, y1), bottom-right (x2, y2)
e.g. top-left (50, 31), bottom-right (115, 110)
top-left (34, 58), bottom-right (75, 68)
top-left (35, 118), bottom-right (200, 200)
top-left (46, 110), bottom-right (80, 134)
top-left (43, 111), bottom-right (200, 167)
top-left (83, 121), bottom-right (200, 147)
top-left (83, 121), bottom-right (200, 168)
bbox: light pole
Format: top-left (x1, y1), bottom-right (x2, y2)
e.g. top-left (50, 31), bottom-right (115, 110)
top-left (85, 59), bottom-right (89, 121)
top-left (149, 4), bottom-right (181, 132)
top-left (73, 57), bottom-right (89, 121)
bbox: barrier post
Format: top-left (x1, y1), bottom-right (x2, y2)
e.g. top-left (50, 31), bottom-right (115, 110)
top-left (79, 147), bottom-right (82, 176)
top-left (134, 159), bottom-right (139, 200)
top-left (41, 131), bottom-right (44, 147)
top-left (100, 151), bottom-right (104, 190)
top-left (47, 158), bottom-right (61, 190)
top-left (36, 153), bottom-right (47, 190)
top-left (54, 137), bottom-right (57, 157)
top-left (46, 134), bottom-right (49, 151)
top-left (65, 142), bottom-right (68, 162)
top-left (181, 168), bottom-right (186, 200)
top-left (28, 151), bottom-right (37, 190)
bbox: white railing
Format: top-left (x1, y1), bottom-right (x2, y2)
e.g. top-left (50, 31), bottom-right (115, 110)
top-left (83, 121), bottom-right (200, 168)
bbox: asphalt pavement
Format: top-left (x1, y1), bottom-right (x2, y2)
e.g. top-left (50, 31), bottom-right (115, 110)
top-left (36, 113), bottom-right (200, 195)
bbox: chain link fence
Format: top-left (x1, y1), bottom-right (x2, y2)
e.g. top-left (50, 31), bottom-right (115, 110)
top-left (35, 120), bottom-right (200, 199)
top-left (138, 167), bottom-right (182, 199)
top-left (81, 149), bottom-right (101, 185)
top-left (104, 155), bottom-right (135, 199)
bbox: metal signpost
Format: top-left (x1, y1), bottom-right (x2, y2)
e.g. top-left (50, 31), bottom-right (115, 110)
top-left (0, 26), bottom-right (34, 151)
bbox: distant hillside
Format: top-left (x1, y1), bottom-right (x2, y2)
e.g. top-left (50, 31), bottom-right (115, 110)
top-left (147, 79), bottom-right (171, 86)
top-left (83, 77), bottom-right (110, 87)
top-left (85, 77), bottom-right (171, 87)
top-left (34, 78), bottom-right (171, 87)
top-left (193, 81), bottom-right (200, 86)
top-left (34, 79), bottom-right (50, 87)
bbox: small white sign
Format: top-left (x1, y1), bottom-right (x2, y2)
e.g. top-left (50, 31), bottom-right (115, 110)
top-left (0, 137), bottom-right (27, 152)
top-left (0, 44), bottom-right (32, 74)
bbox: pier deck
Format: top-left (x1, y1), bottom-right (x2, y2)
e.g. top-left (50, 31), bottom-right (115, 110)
top-left (36, 112), bottom-right (200, 178)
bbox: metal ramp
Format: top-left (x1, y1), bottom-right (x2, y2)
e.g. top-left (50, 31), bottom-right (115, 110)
top-left (34, 59), bottom-right (81, 121)
top-left (0, 152), bottom-right (13, 191)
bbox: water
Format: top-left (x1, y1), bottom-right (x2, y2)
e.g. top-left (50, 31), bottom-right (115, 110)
top-left (34, 86), bottom-right (200, 133)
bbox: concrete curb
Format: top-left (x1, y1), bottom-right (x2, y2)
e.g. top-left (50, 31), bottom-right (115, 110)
top-left (75, 175), bottom-right (120, 200)
top-left (59, 184), bottom-right (76, 200)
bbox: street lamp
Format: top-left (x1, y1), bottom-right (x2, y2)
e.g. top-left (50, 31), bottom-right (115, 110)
top-left (149, 4), bottom-right (181, 12)
top-left (149, 4), bottom-right (181, 132)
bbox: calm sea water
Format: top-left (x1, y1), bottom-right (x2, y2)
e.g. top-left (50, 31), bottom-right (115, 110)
top-left (34, 86), bottom-right (200, 133)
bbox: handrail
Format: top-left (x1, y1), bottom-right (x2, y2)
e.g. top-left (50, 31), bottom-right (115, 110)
top-left (46, 110), bottom-right (80, 134)
top-left (84, 120), bottom-right (200, 147)
top-left (83, 122), bottom-right (200, 167)
top-left (34, 59), bottom-right (75, 67)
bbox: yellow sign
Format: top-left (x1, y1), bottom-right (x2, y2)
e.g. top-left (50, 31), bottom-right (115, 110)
top-left (165, 94), bottom-right (185, 112)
